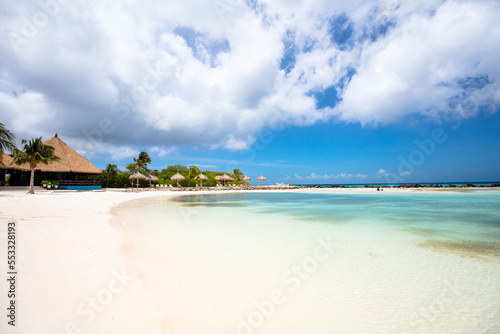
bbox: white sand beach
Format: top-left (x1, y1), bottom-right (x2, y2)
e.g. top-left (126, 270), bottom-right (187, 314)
top-left (0, 189), bottom-right (175, 334)
top-left (1, 187), bottom-right (499, 334)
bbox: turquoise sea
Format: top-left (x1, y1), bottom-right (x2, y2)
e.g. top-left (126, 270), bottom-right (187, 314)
top-left (293, 182), bottom-right (500, 187)
top-left (114, 190), bottom-right (500, 333)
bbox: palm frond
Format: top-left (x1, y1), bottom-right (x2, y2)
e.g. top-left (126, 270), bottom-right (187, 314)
top-left (11, 137), bottom-right (61, 167)
top-left (0, 123), bottom-right (17, 166)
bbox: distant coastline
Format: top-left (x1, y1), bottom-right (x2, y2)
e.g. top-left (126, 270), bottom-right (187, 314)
top-left (292, 181), bottom-right (500, 188)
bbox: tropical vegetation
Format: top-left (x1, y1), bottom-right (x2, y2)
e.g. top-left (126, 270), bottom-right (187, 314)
top-left (1, 133), bottom-right (252, 189)
top-left (126, 151), bottom-right (152, 173)
top-left (0, 122), bottom-right (16, 166)
top-left (97, 152), bottom-right (250, 188)
top-left (103, 163), bottom-right (118, 188)
top-left (10, 137), bottom-right (61, 194)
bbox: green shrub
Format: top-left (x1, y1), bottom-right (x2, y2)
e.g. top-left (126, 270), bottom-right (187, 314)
top-left (205, 179), bottom-right (216, 187)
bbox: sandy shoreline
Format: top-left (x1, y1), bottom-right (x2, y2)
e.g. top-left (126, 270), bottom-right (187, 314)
top-left (0, 187), bottom-right (498, 333)
top-left (0, 190), bottom-right (173, 334)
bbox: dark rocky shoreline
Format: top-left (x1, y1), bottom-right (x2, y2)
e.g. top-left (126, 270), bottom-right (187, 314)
top-left (299, 183), bottom-right (500, 189)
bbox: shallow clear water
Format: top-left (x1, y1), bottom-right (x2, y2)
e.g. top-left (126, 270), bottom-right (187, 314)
top-left (114, 191), bottom-right (500, 333)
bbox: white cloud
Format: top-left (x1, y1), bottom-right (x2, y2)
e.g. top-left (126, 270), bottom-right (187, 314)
top-left (107, 146), bottom-right (140, 161)
top-left (224, 134), bottom-right (254, 151)
top-left (337, 0), bottom-right (500, 125)
top-left (0, 0), bottom-right (499, 158)
top-left (377, 169), bottom-right (391, 178)
top-left (74, 141), bottom-right (139, 162)
top-left (150, 146), bottom-right (177, 157)
top-left (195, 164), bottom-right (218, 169)
top-left (335, 172), bottom-right (369, 179)
top-left (0, 91), bottom-right (55, 137)
top-left (294, 172), bottom-right (369, 180)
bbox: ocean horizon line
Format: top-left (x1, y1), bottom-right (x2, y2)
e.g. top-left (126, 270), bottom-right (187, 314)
top-left (291, 181), bottom-right (500, 187)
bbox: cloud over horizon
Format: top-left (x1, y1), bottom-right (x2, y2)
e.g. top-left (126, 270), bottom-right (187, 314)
top-left (293, 172), bottom-right (369, 181)
top-left (1, 0), bottom-right (499, 160)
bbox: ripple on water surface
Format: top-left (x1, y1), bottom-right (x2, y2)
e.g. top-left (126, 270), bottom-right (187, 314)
top-left (116, 191), bottom-right (500, 333)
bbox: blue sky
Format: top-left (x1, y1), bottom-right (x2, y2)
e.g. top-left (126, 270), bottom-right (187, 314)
top-left (1, 0), bottom-right (499, 184)
top-left (87, 106), bottom-right (500, 184)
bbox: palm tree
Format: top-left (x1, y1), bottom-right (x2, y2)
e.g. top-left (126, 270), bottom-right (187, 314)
top-left (125, 162), bottom-right (138, 173)
top-left (0, 122), bottom-right (16, 166)
top-left (187, 165), bottom-right (200, 187)
top-left (136, 151), bottom-right (152, 169)
top-left (127, 151), bottom-right (152, 174)
top-left (233, 168), bottom-right (244, 181)
top-left (11, 137), bottom-right (61, 194)
top-left (104, 163), bottom-right (118, 188)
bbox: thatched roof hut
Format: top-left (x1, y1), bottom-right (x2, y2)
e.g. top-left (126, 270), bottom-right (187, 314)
top-left (216, 174), bottom-right (234, 186)
top-left (1, 133), bottom-right (100, 174)
top-left (219, 174), bottom-right (234, 181)
top-left (1, 133), bottom-right (101, 187)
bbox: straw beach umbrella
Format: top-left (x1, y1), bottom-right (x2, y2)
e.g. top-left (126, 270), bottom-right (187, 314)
top-left (147, 174), bottom-right (159, 186)
top-left (129, 172), bottom-right (147, 190)
top-left (195, 173), bottom-right (208, 186)
top-left (242, 175), bottom-right (251, 185)
top-left (256, 175), bottom-right (267, 185)
top-left (218, 174), bottom-right (233, 186)
top-left (171, 172), bottom-right (185, 187)
top-left (223, 174), bottom-right (234, 186)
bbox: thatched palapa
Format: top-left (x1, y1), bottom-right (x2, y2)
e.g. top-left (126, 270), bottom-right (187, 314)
top-left (129, 172), bottom-right (147, 190)
top-left (1, 133), bottom-right (101, 186)
top-left (171, 172), bottom-right (185, 187)
top-left (148, 175), bottom-right (159, 181)
top-left (129, 172), bottom-right (147, 180)
top-left (195, 173), bottom-right (208, 186)
top-left (216, 174), bottom-right (234, 186)
top-left (1, 133), bottom-right (100, 174)
top-left (195, 173), bottom-right (208, 180)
